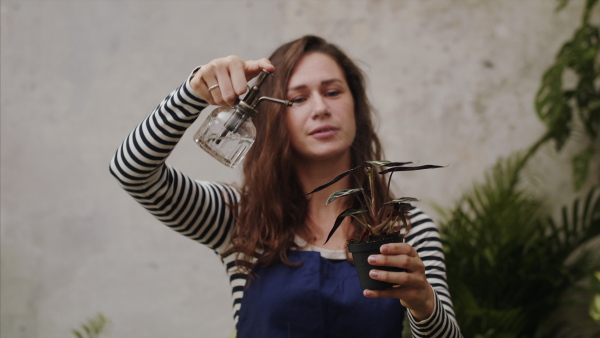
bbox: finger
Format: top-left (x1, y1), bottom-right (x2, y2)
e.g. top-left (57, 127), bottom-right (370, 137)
top-left (363, 287), bottom-right (402, 299)
top-left (213, 66), bottom-right (237, 107)
top-left (201, 78), bottom-right (219, 106)
top-left (368, 269), bottom-right (411, 286)
top-left (244, 58), bottom-right (275, 79)
top-left (192, 56), bottom-right (240, 106)
top-left (229, 60), bottom-right (250, 97)
top-left (190, 64), bottom-right (219, 105)
top-left (380, 242), bottom-right (417, 257)
top-left (191, 56), bottom-right (274, 106)
top-left (368, 252), bottom-right (413, 270)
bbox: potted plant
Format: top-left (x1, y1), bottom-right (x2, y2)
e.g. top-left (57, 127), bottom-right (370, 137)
top-left (308, 161), bottom-right (442, 290)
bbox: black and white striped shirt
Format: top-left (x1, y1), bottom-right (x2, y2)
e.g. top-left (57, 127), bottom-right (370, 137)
top-left (110, 73), bottom-right (462, 337)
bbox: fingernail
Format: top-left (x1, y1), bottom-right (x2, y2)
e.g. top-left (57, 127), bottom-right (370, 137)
top-left (369, 270), bottom-right (379, 278)
top-left (380, 245), bottom-right (389, 254)
top-left (368, 255), bottom-right (376, 264)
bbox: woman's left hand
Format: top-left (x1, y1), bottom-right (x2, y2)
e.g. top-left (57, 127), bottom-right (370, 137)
top-left (362, 242), bottom-right (435, 321)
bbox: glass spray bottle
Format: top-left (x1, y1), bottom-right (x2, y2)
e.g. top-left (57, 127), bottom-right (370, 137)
top-left (193, 70), bottom-right (291, 168)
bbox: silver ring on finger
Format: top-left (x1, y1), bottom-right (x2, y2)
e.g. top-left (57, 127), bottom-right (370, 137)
top-left (208, 84), bottom-right (220, 92)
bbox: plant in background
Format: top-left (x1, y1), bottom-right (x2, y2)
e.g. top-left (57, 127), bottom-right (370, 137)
top-left (591, 271), bottom-right (600, 336)
top-left (437, 0), bottom-right (600, 335)
top-left (72, 313), bottom-right (108, 338)
top-left (438, 153), bottom-right (600, 337)
top-left (535, 0), bottom-right (599, 190)
top-left (308, 161), bottom-right (442, 244)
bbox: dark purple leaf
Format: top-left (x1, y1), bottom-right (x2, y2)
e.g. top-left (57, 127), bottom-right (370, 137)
top-left (324, 208), bottom-right (367, 244)
top-left (379, 164), bottom-right (445, 175)
top-left (382, 162), bottom-right (413, 167)
top-left (306, 165), bottom-right (362, 195)
top-left (365, 160), bottom-right (393, 166)
top-left (326, 188), bottom-right (364, 205)
top-left (382, 197), bottom-right (419, 206)
top-left (381, 202), bottom-right (413, 218)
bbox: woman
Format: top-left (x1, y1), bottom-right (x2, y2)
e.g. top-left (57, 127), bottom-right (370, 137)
top-left (110, 35), bottom-right (461, 337)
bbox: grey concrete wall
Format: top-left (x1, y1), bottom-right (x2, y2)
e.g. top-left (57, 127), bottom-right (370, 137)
top-left (1, 0), bottom-right (596, 337)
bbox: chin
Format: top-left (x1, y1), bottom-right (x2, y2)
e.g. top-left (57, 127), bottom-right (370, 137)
top-left (304, 148), bottom-right (352, 163)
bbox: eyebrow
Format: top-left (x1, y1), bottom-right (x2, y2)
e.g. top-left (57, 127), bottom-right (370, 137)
top-left (287, 79), bottom-right (344, 92)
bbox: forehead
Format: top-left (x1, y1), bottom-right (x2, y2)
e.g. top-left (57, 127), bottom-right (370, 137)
top-left (287, 52), bottom-right (346, 89)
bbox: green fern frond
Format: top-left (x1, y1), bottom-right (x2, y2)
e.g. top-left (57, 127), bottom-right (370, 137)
top-left (440, 151), bottom-right (599, 336)
top-left (71, 313), bottom-right (108, 338)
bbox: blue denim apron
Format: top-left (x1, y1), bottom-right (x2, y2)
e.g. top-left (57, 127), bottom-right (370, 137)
top-left (237, 250), bottom-right (405, 338)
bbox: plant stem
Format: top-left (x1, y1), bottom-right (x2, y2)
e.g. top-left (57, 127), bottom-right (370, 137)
top-left (367, 166), bottom-right (378, 223)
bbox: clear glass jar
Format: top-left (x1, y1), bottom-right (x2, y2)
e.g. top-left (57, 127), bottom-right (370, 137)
top-left (193, 69), bottom-right (290, 168)
top-left (193, 105), bottom-right (256, 168)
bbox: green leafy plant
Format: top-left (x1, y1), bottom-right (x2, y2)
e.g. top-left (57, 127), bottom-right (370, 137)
top-left (591, 271), bottom-right (600, 326)
top-left (72, 313), bottom-right (108, 338)
top-left (438, 151), bottom-right (600, 337)
top-left (307, 161), bottom-right (442, 244)
top-left (535, 0), bottom-right (599, 190)
top-left (437, 1), bottom-right (600, 334)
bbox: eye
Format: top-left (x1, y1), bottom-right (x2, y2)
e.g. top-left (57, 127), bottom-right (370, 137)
top-left (325, 90), bottom-right (341, 97)
top-left (290, 96), bottom-right (307, 105)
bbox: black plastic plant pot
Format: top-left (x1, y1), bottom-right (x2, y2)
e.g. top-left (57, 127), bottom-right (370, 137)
top-left (348, 235), bottom-right (404, 290)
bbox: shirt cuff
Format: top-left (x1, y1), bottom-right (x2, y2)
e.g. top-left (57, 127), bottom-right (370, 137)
top-left (408, 288), bottom-right (462, 337)
top-left (407, 286), bottom-right (441, 328)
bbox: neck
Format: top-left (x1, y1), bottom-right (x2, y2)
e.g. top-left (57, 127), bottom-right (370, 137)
top-left (295, 153), bottom-right (355, 249)
top-left (295, 152), bottom-right (353, 199)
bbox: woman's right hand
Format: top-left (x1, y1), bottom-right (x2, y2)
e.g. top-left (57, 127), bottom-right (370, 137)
top-left (190, 56), bottom-right (275, 107)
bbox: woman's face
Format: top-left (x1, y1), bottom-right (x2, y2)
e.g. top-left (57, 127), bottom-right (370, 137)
top-left (285, 52), bottom-right (356, 163)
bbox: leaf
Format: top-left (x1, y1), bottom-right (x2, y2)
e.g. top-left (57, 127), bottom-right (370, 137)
top-left (437, 153), bottom-right (549, 335)
top-left (306, 165), bottom-right (362, 195)
top-left (83, 325), bottom-right (91, 336)
top-left (389, 202), bottom-right (414, 221)
top-left (379, 164), bottom-right (445, 175)
top-left (326, 188), bottom-right (363, 205)
top-left (555, 0), bottom-right (569, 12)
top-left (572, 145), bottom-right (595, 191)
top-left (382, 197), bottom-right (419, 206)
top-left (381, 161), bottom-right (413, 167)
top-left (71, 313), bottom-right (108, 338)
top-left (535, 61), bottom-right (573, 151)
top-left (591, 294), bottom-right (600, 322)
top-left (365, 160), bottom-right (393, 166)
top-left (380, 202), bottom-right (413, 228)
top-left (324, 208), bottom-right (367, 244)
top-left (591, 271), bottom-right (600, 293)
top-left (398, 212), bottom-right (409, 228)
top-left (364, 160), bottom-right (414, 167)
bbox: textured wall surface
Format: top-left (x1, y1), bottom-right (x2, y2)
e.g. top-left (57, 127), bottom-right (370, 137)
top-left (1, 0), bottom-right (596, 337)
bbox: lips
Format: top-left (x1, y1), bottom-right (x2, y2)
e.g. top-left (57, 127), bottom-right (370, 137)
top-left (309, 125), bottom-right (338, 137)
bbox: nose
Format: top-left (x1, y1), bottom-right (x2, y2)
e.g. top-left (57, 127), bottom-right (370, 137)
top-left (311, 94), bottom-right (330, 119)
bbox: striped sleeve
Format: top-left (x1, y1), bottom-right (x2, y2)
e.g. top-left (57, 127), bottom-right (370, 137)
top-left (406, 207), bottom-right (462, 337)
top-left (109, 73), bottom-right (238, 254)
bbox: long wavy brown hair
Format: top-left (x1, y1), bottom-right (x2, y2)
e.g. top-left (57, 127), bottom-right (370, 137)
top-left (226, 35), bottom-right (389, 273)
